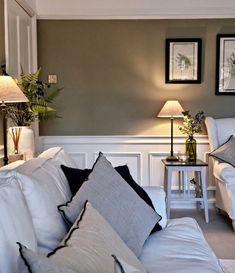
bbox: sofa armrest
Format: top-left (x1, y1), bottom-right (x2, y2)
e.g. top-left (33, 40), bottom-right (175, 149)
top-left (214, 161), bottom-right (235, 185)
top-left (143, 186), bottom-right (167, 228)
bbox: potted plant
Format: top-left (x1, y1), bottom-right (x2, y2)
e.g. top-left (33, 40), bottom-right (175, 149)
top-left (6, 68), bottom-right (62, 158)
top-left (179, 110), bottom-right (205, 161)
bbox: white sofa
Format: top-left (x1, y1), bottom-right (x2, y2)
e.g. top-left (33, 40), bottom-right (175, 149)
top-left (205, 117), bottom-right (235, 231)
top-left (0, 147), bottom-right (223, 273)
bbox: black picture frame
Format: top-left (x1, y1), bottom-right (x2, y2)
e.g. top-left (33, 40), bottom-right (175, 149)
top-left (216, 34), bottom-right (235, 95)
top-left (165, 38), bottom-right (202, 84)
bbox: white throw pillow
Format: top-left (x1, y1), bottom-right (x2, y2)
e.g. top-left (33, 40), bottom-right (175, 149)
top-left (18, 202), bottom-right (147, 273)
top-left (0, 173), bottom-right (37, 273)
top-left (38, 147), bottom-right (77, 168)
top-left (59, 153), bottom-right (161, 257)
top-left (14, 156), bottom-right (73, 254)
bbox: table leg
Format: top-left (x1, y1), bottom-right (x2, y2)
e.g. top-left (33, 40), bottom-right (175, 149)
top-left (178, 171), bottom-right (181, 192)
top-left (166, 168), bottom-right (172, 219)
top-left (194, 171), bottom-right (201, 211)
top-left (163, 166), bottom-right (167, 193)
top-left (201, 168), bottom-right (209, 223)
top-left (183, 171), bottom-right (187, 199)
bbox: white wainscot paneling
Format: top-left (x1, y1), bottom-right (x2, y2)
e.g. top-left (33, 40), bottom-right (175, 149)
top-left (40, 135), bottom-right (215, 208)
top-left (68, 152), bottom-right (87, 169)
top-left (40, 135), bottom-right (211, 186)
top-left (94, 152), bottom-right (142, 185)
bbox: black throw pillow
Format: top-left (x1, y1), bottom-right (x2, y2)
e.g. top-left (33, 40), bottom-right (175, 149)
top-left (61, 164), bottom-right (162, 232)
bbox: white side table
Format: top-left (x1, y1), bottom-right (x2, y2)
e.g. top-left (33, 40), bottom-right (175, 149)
top-left (162, 159), bottom-right (209, 223)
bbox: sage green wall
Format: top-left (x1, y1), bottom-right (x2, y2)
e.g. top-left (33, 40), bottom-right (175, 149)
top-left (0, 0), bottom-right (4, 65)
top-left (0, 0), bottom-right (5, 142)
top-left (38, 19), bottom-right (235, 136)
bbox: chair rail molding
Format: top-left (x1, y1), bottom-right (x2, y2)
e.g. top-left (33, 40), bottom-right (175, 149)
top-left (35, 0), bottom-right (235, 19)
top-left (40, 134), bottom-right (215, 208)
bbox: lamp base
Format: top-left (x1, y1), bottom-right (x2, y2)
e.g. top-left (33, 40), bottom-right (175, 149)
top-left (166, 155), bottom-right (179, 162)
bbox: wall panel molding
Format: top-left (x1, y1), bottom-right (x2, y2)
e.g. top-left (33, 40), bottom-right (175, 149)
top-left (40, 135), bottom-right (209, 145)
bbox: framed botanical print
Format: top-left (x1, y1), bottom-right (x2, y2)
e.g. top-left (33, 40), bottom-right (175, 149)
top-left (216, 34), bottom-right (235, 95)
top-left (165, 38), bottom-right (202, 84)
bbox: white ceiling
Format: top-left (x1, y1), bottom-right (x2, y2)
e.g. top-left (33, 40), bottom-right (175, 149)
top-left (28, 0), bottom-right (235, 19)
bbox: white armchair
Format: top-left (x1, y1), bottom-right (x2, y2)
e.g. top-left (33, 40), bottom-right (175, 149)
top-left (205, 117), bottom-right (235, 231)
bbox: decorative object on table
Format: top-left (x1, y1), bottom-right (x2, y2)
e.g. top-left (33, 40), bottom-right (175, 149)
top-left (8, 153), bottom-right (24, 163)
top-left (6, 68), bottom-right (62, 159)
top-left (165, 38), bottom-right (202, 84)
top-left (216, 34), bottom-right (235, 95)
top-left (9, 127), bottom-right (21, 154)
top-left (158, 100), bottom-right (184, 161)
top-left (0, 75), bottom-right (28, 165)
top-left (8, 126), bottom-right (35, 161)
top-left (179, 110), bottom-right (205, 161)
top-left (178, 152), bottom-right (189, 163)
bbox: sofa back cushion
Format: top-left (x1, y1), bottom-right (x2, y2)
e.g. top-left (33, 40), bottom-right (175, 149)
top-left (0, 172), bottom-right (37, 273)
top-left (14, 152), bottom-right (74, 254)
top-left (206, 117), bottom-right (235, 150)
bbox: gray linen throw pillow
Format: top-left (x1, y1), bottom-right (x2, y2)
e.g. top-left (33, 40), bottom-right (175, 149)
top-left (18, 243), bottom-right (77, 273)
top-left (59, 154), bottom-right (161, 257)
top-left (18, 202), bottom-right (147, 273)
top-left (210, 135), bottom-right (235, 167)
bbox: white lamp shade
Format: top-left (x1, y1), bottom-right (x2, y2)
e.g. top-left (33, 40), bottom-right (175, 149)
top-left (0, 76), bottom-right (28, 103)
top-left (158, 100), bottom-right (184, 118)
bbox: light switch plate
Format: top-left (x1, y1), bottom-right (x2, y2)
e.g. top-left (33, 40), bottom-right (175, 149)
top-left (48, 74), bottom-right (57, 84)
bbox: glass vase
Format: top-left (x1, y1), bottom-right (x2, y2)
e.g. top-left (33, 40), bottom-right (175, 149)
top-left (186, 136), bottom-right (197, 161)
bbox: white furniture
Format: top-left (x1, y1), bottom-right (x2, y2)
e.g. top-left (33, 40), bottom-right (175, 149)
top-left (0, 147), bottom-right (223, 273)
top-left (162, 159), bottom-right (209, 223)
top-left (205, 117), bottom-right (235, 231)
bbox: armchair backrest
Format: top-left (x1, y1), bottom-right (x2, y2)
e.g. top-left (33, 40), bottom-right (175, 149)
top-left (205, 117), bottom-right (235, 151)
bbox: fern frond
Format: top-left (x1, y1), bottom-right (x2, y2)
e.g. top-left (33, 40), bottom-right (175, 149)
top-left (8, 68), bottom-right (62, 125)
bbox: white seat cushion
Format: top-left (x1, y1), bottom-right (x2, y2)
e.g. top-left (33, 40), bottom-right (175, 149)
top-left (140, 217), bottom-right (223, 273)
top-left (0, 173), bottom-right (37, 273)
top-left (213, 161), bottom-right (235, 184)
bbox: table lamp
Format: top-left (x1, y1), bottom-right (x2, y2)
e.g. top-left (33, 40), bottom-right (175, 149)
top-left (0, 75), bottom-right (28, 165)
top-left (158, 100), bottom-right (184, 161)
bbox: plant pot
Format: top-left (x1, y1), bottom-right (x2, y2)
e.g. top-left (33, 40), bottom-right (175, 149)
top-left (185, 136), bottom-right (197, 161)
top-left (8, 126), bottom-right (35, 160)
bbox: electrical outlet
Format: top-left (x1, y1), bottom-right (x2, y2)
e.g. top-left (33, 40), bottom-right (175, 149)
top-left (48, 75), bottom-right (57, 84)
